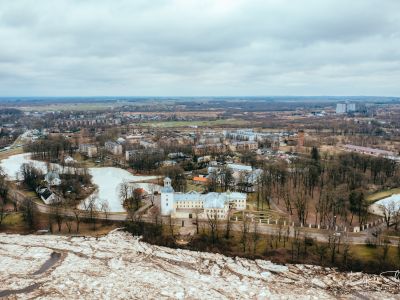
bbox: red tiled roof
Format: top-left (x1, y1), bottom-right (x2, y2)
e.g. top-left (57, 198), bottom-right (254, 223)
top-left (193, 176), bottom-right (208, 182)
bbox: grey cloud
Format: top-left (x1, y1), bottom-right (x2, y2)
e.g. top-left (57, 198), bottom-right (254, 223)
top-left (0, 0), bottom-right (399, 96)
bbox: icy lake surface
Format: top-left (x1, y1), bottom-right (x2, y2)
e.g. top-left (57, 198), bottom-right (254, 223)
top-left (0, 153), bottom-right (159, 212)
top-left (374, 194), bottom-right (400, 210)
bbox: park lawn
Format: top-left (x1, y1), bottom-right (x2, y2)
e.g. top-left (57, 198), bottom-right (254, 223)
top-left (186, 182), bottom-right (205, 193)
top-left (246, 193), bottom-right (287, 219)
top-left (2, 212), bottom-right (24, 226)
top-left (0, 212), bottom-right (29, 233)
top-left (349, 244), bottom-right (399, 263)
top-left (366, 188), bottom-right (400, 203)
top-left (72, 152), bottom-right (97, 168)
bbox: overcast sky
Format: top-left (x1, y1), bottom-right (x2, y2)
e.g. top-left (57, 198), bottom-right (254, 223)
top-left (0, 0), bottom-right (399, 97)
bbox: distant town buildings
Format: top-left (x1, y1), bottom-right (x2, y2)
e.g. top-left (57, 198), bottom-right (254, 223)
top-left (336, 103), bottom-right (347, 114)
top-left (229, 141), bottom-right (258, 152)
top-left (139, 140), bottom-right (157, 149)
top-left (79, 144), bottom-right (98, 158)
top-left (125, 148), bottom-right (164, 161)
top-left (336, 102), bottom-right (359, 114)
top-left (193, 143), bottom-right (227, 155)
top-left (105, 141), bottom-right (123, 155)
top-left (342, 144), bottom-right (398, 159)
top-left (224, 129), bottom-right (280, 143)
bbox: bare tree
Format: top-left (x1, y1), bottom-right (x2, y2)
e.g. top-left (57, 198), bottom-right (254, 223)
top-left (100, 199), bottom-right (111, 223)
top-left (381, 240), bottom-right (390, 263)
top-left (207, 169), bottom-right (219, 192)
top-left (315, 243), bottom-right (328, 266)
top-left (73, 208), bottom-right (83, 233)
top-left (291, 228), bottom-right (301, 262)
top-left (294, 189), bottom-right (308, 225)
top-left (328, 232), bottom-right (340, 264)
top-left (342, 238), bottom-right (350, 269)
top-left (152, 205), bottom-right (161, 225)
top-left (206, 210), bottom-right (219, 244)
top-left (252, 220), bottom-right (260, 254)
top-left (241, 213), bottom-right (250, 252)
top-left (148, 184), bottom-right (156, 206)
top-left (381, 201), bottom-right (397, 228)
top-left (119, 180), bottom-right (130, 207)
top-left (167, 215), bottom-right (175, 239)
top-left (0, 199), bottom-right (6, 226)
top-left (21, 198), bottom-right (36, 229)
top-left (65, 215), bottom-right (74, 233)
top-left (83, 194), bottom-right (99, 231)
top-left (0, 169), bottom-right (8, 226)
top-left (132, 187), bottom-right (143, 211)
top-left (49, 198), bottom-right (64, 232)
top-left (194, 208), bottom-right (202, 234)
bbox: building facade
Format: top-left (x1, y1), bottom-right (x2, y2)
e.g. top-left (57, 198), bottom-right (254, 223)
top-left (105, 141), bottom-right (123, 155)
top-left (160, 177), bottom-right (246, 220)
top-left (79, 144), bottom-right (98, 158)
top-left (336, 103), bottom-right (347, 114)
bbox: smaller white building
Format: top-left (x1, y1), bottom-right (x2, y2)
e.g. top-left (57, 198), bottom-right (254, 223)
top-left (64, 156), bottom-right (76, 164)
top-left (44, 171), bottom-right (61, 186)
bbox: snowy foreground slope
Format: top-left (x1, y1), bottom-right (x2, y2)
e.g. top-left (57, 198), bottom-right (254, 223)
top-left (0, 231), bottom-right (398, 299)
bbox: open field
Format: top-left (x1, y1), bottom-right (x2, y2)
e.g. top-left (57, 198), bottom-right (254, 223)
top-left (139, 118), bottom-right (252, 128)
top-left (16, 102), bottom-right (128, 112)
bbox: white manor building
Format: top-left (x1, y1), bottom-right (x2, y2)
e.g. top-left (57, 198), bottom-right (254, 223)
top-left (161, 177), bottom-right (247, 220)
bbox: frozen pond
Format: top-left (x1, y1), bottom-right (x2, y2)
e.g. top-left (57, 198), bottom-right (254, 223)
top-left (374, 194), bottom-right (400, 211)
top-left (0, 153), bottom-right (49, 179)
top-left (86, 167), bottom-right (160, 212)
top-left (0, 153), bottom-right (160, 212)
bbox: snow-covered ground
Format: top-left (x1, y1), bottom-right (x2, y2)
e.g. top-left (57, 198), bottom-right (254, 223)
top-left (0, 153), bottom-right (159, 212)
top-left (0, 231), bottom-right (398, 299)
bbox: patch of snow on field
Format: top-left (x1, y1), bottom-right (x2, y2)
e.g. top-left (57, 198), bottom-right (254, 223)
top-left (0, 153), bottom-right (159, 212)
top-left (0, 232), bottom-right (398, 299)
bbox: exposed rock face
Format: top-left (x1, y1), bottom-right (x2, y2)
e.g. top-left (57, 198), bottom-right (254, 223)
top-left (0, 231), bottom-right (398, 299)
